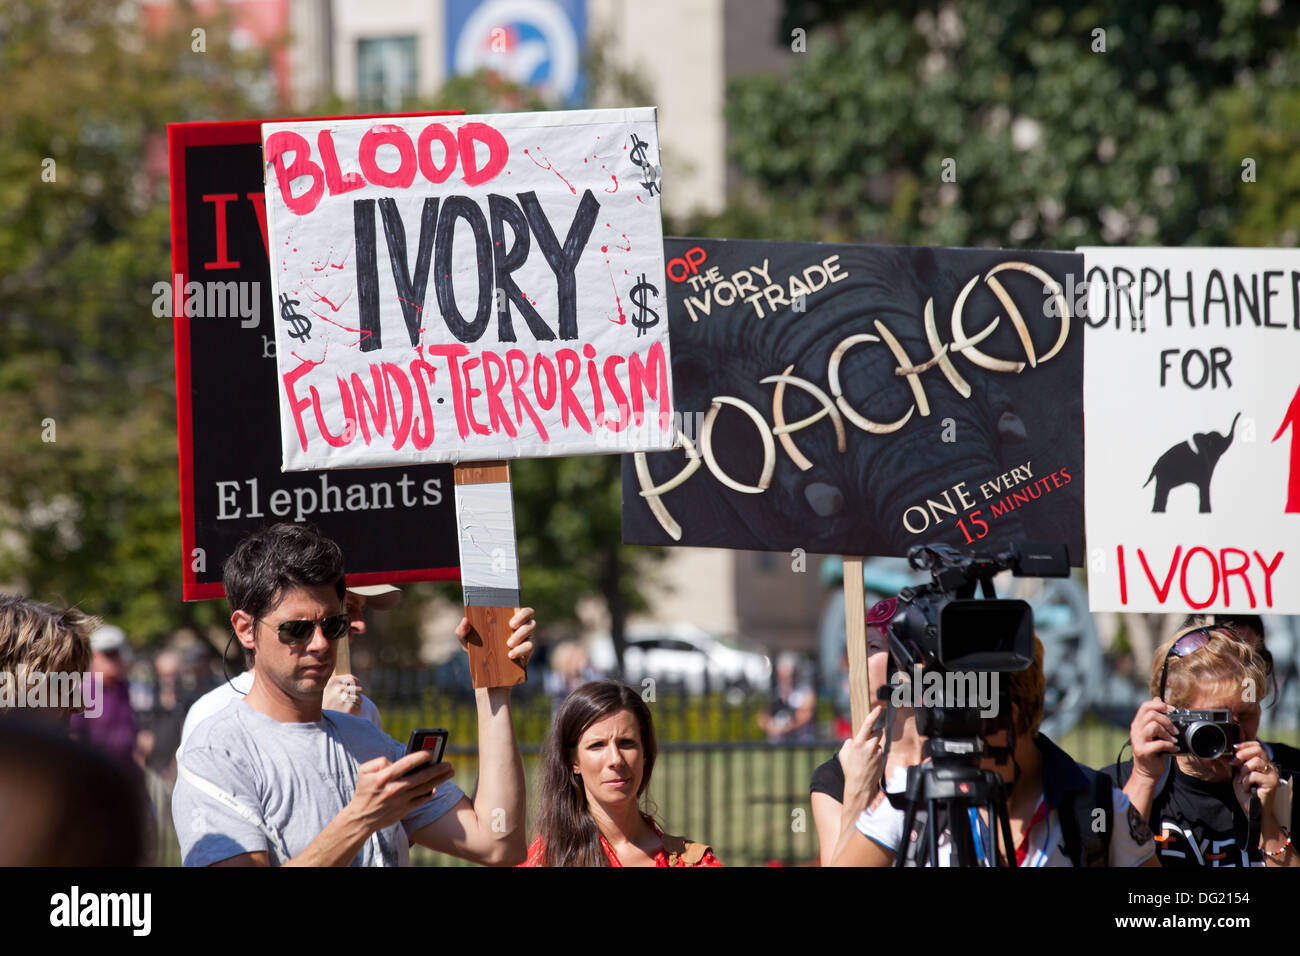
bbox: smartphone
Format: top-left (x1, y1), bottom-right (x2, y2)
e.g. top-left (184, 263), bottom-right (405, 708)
top-left (403, 728), bottom-right (449, 777)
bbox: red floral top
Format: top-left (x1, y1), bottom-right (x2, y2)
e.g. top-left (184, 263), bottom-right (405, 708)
top-left (520, 816), bottom-right (721, 867)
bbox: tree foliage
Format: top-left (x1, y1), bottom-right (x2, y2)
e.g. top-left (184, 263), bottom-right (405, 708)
top-left (0, 0), bottom-right (274, 642)
top-left (700, 0), bottom-right (1300, 250)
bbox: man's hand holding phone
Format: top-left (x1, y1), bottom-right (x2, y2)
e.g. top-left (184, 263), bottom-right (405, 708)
top-left (347, 730), bottom-right (453, 835)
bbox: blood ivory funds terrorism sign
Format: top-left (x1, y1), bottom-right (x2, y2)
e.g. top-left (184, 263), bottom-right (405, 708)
top-left (169, 120), bottom-right (459, 601)
top-left (621, 239), bottom-right (1084, 560)
top-left (261, 108), bottom-right (674, 469)
top-left (1082, 247), bottom-right (1300, 613)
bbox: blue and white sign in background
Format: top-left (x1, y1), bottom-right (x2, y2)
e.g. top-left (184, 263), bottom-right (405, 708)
top-left (447, 0), bottom-right (587, 106)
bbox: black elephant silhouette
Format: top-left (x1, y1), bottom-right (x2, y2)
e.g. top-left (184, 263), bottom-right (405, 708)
top-left (1144, 413), bottom-right (1240, 513)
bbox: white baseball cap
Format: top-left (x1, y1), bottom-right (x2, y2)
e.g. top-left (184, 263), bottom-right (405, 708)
top-left (89, 624), bottom-right (127, 653)
top-left (346, 584), bottom-right (402, 610)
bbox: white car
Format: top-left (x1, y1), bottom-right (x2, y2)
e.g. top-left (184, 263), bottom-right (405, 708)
top-left (588, 623), bottom-right (772, 695)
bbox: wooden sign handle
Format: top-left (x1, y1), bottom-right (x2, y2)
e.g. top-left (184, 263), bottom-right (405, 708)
top-left (843, 555), bottom-right (870, 732)
top-left (333, 633), bottom-right (352, 677)
top-left (454, 461), bottom-right (527, 689)
top-left (463, 605), bottom-right (527, 689)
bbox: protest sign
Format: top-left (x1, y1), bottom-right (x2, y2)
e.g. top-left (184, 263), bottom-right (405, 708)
top-left (1082, 247), bottom-right (1300, 613)
top-left (168, 120), bottom-right (460, 600)
top-left (621, 239), bottom-right (1085, 562)
top-left (261, 108), bottom-right (674, 470)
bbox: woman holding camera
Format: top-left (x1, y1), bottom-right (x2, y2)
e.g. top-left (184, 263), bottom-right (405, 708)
top-left (520, 680), bottom-right (719, 867)
top-left (1119, 623), bottom-right (1297, 867)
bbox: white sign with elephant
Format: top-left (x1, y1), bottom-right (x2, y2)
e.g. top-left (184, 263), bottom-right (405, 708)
top-left (1082, 247), bottom-right (1300, 613)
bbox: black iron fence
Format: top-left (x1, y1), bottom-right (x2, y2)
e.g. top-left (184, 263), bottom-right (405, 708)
top-left (148, 665), bottom-right (1300, 867)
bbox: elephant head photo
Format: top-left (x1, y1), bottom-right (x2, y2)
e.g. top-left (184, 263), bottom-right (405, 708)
top-left (622, 239), bottom-right (1085, 559)
top-left (1144, 412), bottom-right (1241, 513)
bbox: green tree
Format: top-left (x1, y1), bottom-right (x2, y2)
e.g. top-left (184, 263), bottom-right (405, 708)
top-left (0, 0), bottom-right (275, 644)
top-left (701, 0), bottom-right (1300, 249)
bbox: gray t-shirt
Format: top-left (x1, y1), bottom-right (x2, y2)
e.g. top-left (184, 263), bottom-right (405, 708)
top-left (172, 700), bottom-right (464, 866)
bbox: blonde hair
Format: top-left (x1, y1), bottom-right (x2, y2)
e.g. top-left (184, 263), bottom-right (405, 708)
top-left (0, 596), bottom-right (96, 694)
top-left (1007, 635), bottom-right (1046, 738)
top-left (1150, 626), bottom-right (1269, 708)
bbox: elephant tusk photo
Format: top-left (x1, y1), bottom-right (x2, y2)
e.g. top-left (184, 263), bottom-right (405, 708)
top-left (768, 369), bottom-right (816, 471)
top-left (987, 260), bottom-right (1071, 364)
top-left (635, 429), bottom-right (703, 497)
top-left (763, 365), bottom-right (847, 471)
top-left (952, 273), bottom-right (1026, 374)
top-left (924, 297), bottom-right (973, 398)
top-left (984, 270), bottom-right (1038, 368)
top-left (700, 396), bottom-right (776, 494)
top-left (892, 342), bottom-right (949, 376)
top-left (874, 319), bottom-right (932, 417)
top-left (828, 333), bottom-right (916, 434)
top-left (633, 450), bottom-right (684, 540)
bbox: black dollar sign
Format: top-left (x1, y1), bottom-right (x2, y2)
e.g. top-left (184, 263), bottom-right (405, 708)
top-left (278, 292), bottom-right (312, 342)
top-left (630, 133), bottom-right (659, 195)
top-left (629, 134), bottom-right (650, 171)
top-left (629, 274), bottom-right (659, 337)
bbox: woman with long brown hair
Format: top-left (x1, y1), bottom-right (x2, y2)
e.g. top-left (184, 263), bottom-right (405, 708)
top-left (522, 679), bottom-right (719, 866)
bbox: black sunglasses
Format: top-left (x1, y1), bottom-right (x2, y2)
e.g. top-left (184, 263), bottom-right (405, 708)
top-left (261, 613), bottom-right (351, 646)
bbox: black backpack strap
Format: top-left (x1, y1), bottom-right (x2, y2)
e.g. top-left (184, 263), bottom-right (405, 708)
top-left (1059, 768), bottom-right (1113, 867)
top-left (1090, 768), bottom-right (1114, 867)
top-left (1059, 788), bottom-right (1083, 867)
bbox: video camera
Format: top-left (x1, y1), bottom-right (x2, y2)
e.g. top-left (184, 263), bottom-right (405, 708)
top-left (873, 541), bottom-right (1070, 741)
top-left (871, 541), bottom-right (1072, 866)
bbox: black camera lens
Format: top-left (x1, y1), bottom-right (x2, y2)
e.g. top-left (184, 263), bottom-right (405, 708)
top-left (1186, 722), bottom-right (1229, 759)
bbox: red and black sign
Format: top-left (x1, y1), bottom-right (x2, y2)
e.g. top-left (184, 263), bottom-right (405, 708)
top-left (169, 119), bottom-right (461, 599)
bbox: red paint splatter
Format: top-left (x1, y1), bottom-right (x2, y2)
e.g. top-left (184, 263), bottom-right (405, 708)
top-left (607, 263), bottom-right (626, 325)
top-left (311, 309), bottom-right (372, 346)
top-left (523, 147), bottom-right (577, 195)
top-left (291, 339), bottom-right (330, 366)
top-left (305, 287), bottom-right (353, 312)
top-left (311, 244), bottom-right (352, 273)
top-left (397, 296), bottom-right (424, 314)
top-left (604, 175), bottom-right (619, 193)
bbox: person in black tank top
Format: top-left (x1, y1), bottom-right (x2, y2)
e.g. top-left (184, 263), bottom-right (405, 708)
top-left (1117, 623), bottom-right (1297, 867)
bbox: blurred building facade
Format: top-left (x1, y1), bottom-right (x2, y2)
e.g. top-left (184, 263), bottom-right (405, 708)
top-left (167, 0), bottom-right (796, 219)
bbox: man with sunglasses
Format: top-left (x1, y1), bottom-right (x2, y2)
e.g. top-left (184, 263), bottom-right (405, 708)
top-left (172, 523), bottom-right (536, 866)
top-left (1114, 624), bottom-right (1298, 867)
top-left (177, 583), bottom-right (392, 753)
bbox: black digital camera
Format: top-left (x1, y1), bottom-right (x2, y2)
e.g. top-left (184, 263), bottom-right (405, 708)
top-left (1168, 709), bottom-right (1240, 759)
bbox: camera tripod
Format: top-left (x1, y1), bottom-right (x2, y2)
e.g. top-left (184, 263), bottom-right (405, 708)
top-left (889, 738), bottom-right (1018, 867)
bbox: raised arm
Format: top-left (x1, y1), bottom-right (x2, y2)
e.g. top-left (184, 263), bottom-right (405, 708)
top-left (412, 608), bottom-right (536, 865)
top-left (1123, 698), bottom-right (1176, 821)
